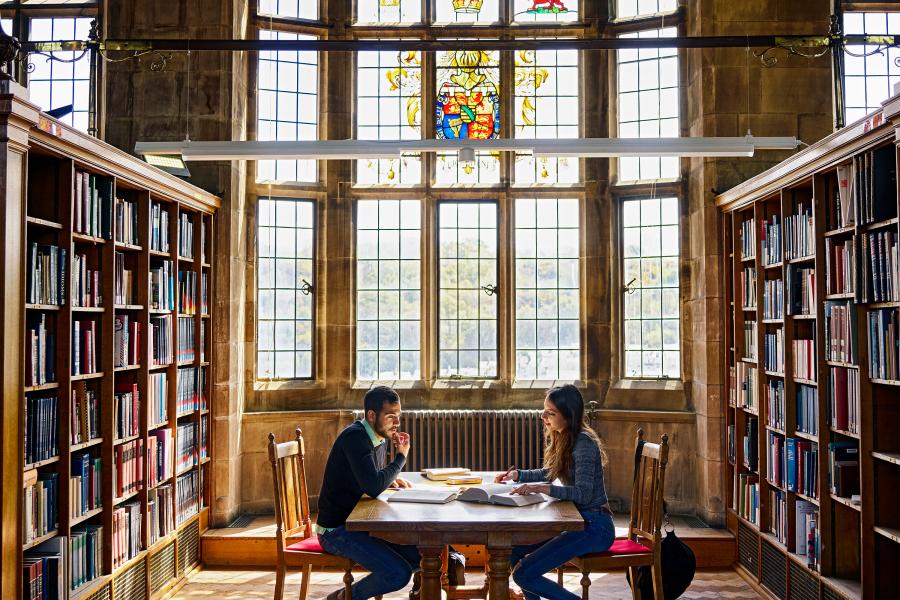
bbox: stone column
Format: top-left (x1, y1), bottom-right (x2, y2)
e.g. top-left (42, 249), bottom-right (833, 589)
top-left (103, 0), bottom-right (249, 527)
top-left (685, 0), bottom-right (833, 525)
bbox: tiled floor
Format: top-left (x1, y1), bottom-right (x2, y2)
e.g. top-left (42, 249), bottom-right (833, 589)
top-left (171, 567), bottom-right (762, 599)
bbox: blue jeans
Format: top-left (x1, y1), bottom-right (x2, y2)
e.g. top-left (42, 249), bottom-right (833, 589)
top-left (510, 510), bottom-right (615, 600)
top-left (319, 526), bottom-right (421, 600)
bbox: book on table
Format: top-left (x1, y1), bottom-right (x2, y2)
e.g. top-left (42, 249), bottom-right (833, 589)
top-left (457, 483), bottom-right (549, 507)
top-left (422, 467), bottom-right (471, 481)
top-left (386, 487), bottom-right (460, 504)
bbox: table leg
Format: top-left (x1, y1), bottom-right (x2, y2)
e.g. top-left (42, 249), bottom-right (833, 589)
top-left (419, 545), bottom-right (444, 600)
top-left (486, 546), bottom-right (512, 600)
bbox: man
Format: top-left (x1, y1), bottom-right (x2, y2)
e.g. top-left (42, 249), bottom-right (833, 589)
top-left (317, 386), bottom-right (419, 600)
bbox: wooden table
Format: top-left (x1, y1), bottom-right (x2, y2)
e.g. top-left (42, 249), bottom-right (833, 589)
top-left (345, 473), bottom-right (583, 600)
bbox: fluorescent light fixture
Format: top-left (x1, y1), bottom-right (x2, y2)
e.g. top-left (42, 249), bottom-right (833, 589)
top-left (143, 153), bottom-right (191, 177)
top-left (135, 135), bottom-right (801, 162)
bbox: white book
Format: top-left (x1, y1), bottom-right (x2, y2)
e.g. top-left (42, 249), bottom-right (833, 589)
top-left (386, 488), bottom-right (459, 504)
top-left (457, 483), bottom-right (549, 507)
top-left (423, 467), bottom-right (471, 481)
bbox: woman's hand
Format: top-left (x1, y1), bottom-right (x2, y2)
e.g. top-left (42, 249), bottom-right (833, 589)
top-left (390, 477), bottom-right (413, 489)
top-left (511, 483), bottom-right (551, 495)
top-left (494, 467), bottom-right (518, 483)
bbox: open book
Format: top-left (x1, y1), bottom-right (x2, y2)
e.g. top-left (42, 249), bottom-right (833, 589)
top-left (457, 483), bottom-right (549, 507)
top-left (386, 487), bottom-right (459, 504)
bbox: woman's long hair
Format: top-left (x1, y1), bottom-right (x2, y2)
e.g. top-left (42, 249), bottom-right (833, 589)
top-left (543, 384), bottom-right (606, 483)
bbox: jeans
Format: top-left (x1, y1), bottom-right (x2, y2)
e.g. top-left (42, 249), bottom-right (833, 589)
top-left (510, 510), bottom-right (615, 600)
top-left (319, 526), bottom-right (421, 600)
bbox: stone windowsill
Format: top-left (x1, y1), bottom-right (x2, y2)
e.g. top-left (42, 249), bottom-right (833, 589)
top-left (254, 379), bottom-right (327, 392)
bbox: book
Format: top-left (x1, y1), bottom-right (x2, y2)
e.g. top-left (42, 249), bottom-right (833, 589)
top-left (445, 475), bottom-right (483, 485)
top-left (386, 487), bottom-right (459, 504)
top-left (457, 483), bottom-right (549, 507)
top-left (422, 467), bottom-right (471, 481)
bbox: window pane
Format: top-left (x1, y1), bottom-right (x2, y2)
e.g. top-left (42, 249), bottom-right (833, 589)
top-left (435, 50), bottom-right (500, 185)
top-left (257, 198), bottom-right (315, 379)
top-left (258, 0), bottom-right (317, 20)
top-left (513, 0), bottom-right (579, 23)
top-left (27, 17), bottom-right (93, 132)
top-left (356, 200), bottom-right (421, 380)
top-left (514, 48), bottom-right (580, 184)
top-left (616, 28), bottom-right (679, 183)
top-left (439, 202), bottom-right (498, 377)
top-left (257, 30), bottom-right (318, 183)
top-left (435, 0), bottom-right (499, 24)
top-left (617, 0), bottom-right (676, 19)
top-left (622, 197), bottom-right (680, 379)
top-left (843, 12), bottom-right (898, 121)
top-left (515, 198), bottom-right (580, 380)
top-left (356, 49), bottom-right (422, 185)
top-left (357, 0), bottom-right (421, 23)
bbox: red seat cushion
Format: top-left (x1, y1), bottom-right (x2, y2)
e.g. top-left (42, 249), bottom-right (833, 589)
top-left (592, 538), bottom-right (652, 556)
top-left (286, 535), bottom-right (325, 553)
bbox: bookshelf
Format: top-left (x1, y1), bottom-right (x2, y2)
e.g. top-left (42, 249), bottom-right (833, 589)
top-left (1, 83), bottom-right (218, 600)
top-left (719, 101), bottom-right (900, 599)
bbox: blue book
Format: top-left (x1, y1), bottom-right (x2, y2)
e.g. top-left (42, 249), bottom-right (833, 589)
top-left (786, 437), bottom-right (797, 493)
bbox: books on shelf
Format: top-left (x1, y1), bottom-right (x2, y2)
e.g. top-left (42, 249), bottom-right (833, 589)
top-left (112, 501), bottom-right (142, 570)
top-left (25, 394), bottom-right (58, 465)
top-left (786, 438), bottom-right (818, 499)
top-left (740, 217), bottom-right (756, 258)
top-left (113, 438), bottom-right (144, 499)
top-left (825, 237), bottom-right (856, 296)
top-left (71, 382), bottom-right (99, 446)
top-left (200, 413), bottom-right (208, 459)
top-left (177, 367), bottom-right (203, 414)
top-left (113, 314), bottom-right (140, 368)
top-left (828, 441), bottom-right (860, 498)
top-left (150, 315), bottom-right (173, 366)
top-left (794, 500), bottom-right (820, 570)
top-left (737, 362), bottom-right (757, 411)
top-left (72, 319), bottom-right (98, 376)
top-left (785, 202), bottom-right (814, 259)
top-left (796, 385), bottom-right (818, 436)
top-left (151, 202), bottom-right (170, 253)
top-left (764, 329), bottom-right (784, 373)
top-left (150, 259), bottom-right (174, 311)
top-left (867, 307), bottom-right (899, 381)
top-left (793, 337), bottom-right (816, 381)
top-left (769, 488), bottom-right (787, 544)
top-left (148, 428), bottom-right (174, 486)
top-left (73, 172), bottom-right (113, 240)
top-left (148, 484), bottom-right (174, 545)
top-left (28, 243), bottom-right (66, 306)
top-left (23, 536), bottom-right (66, 600)
top-left (178, 316), bottom-right (195, 363)
top-left (852, 146), bottom-right (897, 226)
top-left (833, 164), bottom-right (856, 230)
top-left (201, 272), bottom-right (209, 314)
top-left (69, 452), bottom-right (101, 519)
top-left (743, 416), bottom-right (758, 472)
top-left (743, 321), bottom-right (757, 360)
top-left (114, 252), bottom-right (134, 306)
top-left (149, 372), bottom-right (168, 426)
top-left (23, 470), bottom-right (58, 545)
top-left (766, 431), bottom-right (785, 489)
top-left (114, 382), bottom-right (140, 441)
top-left (766, 379), bottom-right (784, 430)
top-left (727, 424), bottom-right (736, 464)
top-left (72, 253), bottom-right (101, 308)
top-left (26, 313), bottom-right (55, 387)
top-left (761, 214), bottom-right (782, 266)
top-left (859, 230), bottom-right (899, 303)
top-left (824, 301), bottom-right (858, 364)
top-left (763, 279), bottom-right (784, 320)
top-left (176, 470), bottom-right (199, 525)
top-left (736, 473), bottom-right (760, 524)
top-left (115, 197), bottom-right (139, 246)
top-left (741, 266), bottom-right (757, 308)
top-left (201, 220), bottom-right (206, 263)
top-left (829, 367), bottom-right (860, 433)
top-left (178, 270), bottom-right (197, 314)
top-left (176, 421), bottom-right (197, 473)
top-left (69, 524), bottom-right (103, 591)
top-left (786, 266), bottom-right (815, 316)
top-left (179, 212), bottom-right (194, 258)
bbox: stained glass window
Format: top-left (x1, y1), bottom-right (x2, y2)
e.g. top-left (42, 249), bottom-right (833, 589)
top-left (616, 0), bottom-right (676, 19)
top-left (617, 27), bottom-right (679, 182)
top-left (356, 200), bottom-right (422, 380)
top-left (439, 202), bottom-right (498, 378)
top-left (356, 0), bottom-right (421, 24)
top-left (357, 49), bottom-right (422, 185)
top-left (27, 17), bottom-right (93, 132)
top-left (843, 12), bottom-right (900, 123)
top-left (515, 198), bottom-right (580, 380)
top-left (512, 0), bottom-right (579, 24)
top-left (257, 30), bottom-right (318, 183)
top-left (514, 47), bottom-right (579, 184)
top-left (435, 0), bottom-right (499, 24)
top-left (257, 198), bottom-right (315, 379)
top-left (258, 0), bottom-right (317, 20)
top-left (435, 50), bottom-right (501, 185)
top-left (622, 197), bottom-right (680, 378)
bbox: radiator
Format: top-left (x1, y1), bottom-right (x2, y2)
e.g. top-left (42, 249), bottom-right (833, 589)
top-left (352, 409), bottom-right (545, 472)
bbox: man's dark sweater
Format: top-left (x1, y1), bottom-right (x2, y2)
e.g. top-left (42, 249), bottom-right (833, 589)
top-left (317, 420), bottom-right (407, 529)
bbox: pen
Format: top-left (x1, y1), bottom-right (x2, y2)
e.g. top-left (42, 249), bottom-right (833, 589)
top-left (501, 465), bottom-right (516, 482)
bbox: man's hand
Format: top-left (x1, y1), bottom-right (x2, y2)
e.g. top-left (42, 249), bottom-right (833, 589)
top-left (390, 477), bottom-right (413, 489)
top-left (511, 483), bottom-right (550, 496)
top-left (392, 431), bottom-right (411, 456)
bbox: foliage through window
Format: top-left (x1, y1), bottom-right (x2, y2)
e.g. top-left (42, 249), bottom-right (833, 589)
top-left (842, 12), bottom-right (900, 124)
top-left (257, 198), bottom-right (315, 379)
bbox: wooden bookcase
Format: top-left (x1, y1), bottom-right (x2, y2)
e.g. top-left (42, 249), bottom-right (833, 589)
top-left (718, 98), bottom-right (900, 600)
top-left (0, 82), bottom-right (219, 599)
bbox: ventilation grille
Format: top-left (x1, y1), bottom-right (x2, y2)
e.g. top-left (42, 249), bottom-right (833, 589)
top-left (178, 519), bottom-right (201, 574)
top-left (790, 561), bottom-right (819, 600)
top-left (823, 583), bottom-right (854, 600)
top-left (150, 542), bottom-right (177, 594)
top-left (113, 559), bottom-right (146, 600)
top-left (84, 583), bottom-right (111, 600)
top-left (760, 542), bottom-right (787, 599)
top-left (226, 514), bottom-right (255, 528)
top-left (738, 522), bottom-right (759, 577)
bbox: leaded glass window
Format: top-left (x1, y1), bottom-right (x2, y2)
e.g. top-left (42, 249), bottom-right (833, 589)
top-left (622, 197), bottom-right (680, 378)
top-left (514, 47), bottom-right (579, 184)
top-left (439, 202), bottom-right (498, 378)
top-left (257, 198), bottom-right (315, 379)
top-left (435, 50), bottom-right (501, 185)
top-left (357, 49), bottom-right (422, 185)
top-left (435, 0), bottom-right (499, 24)
top-left (616, 0), bottom-right (676, 19)
top-left (356, 200), bottom-right (422, 380)
top-left (617, 27), bottom-right (679, 182)
top-left (258, 0), bottom-right (317, 20)
top-left (357, 0), bottom-right (421, 24)
top-left (842, 12), bottom-right (900, 123)
top-left (512, 0), bottom-right (579, 24)
top-left (515, 198), bottom-right (580, 380)
top-left (257, 30), bottom-right (318, 184)
top-left (27, 17), bottom-right (93, 132)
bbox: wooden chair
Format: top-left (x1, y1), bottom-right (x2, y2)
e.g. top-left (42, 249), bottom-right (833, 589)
top-left (564, 429), bottom-right (669, 600)
top-left (269, 428), bottom-right (359, 600)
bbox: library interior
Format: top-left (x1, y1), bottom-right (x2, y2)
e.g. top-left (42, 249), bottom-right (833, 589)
top-left (3, 1), bottom-right (900, 599)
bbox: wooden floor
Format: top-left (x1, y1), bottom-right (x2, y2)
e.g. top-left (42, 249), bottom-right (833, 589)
top-left (171, 567), bottom-right (763, 599)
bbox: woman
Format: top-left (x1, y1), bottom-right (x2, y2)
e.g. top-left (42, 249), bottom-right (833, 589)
top-left (495, 384), bottom-right (614, 600)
